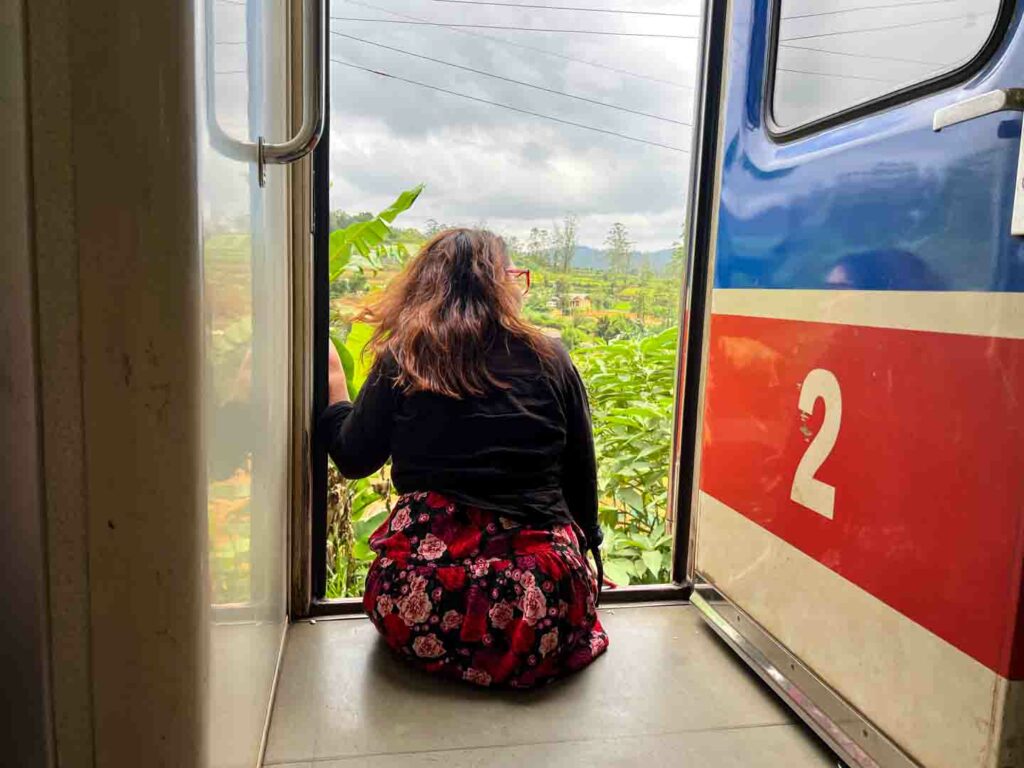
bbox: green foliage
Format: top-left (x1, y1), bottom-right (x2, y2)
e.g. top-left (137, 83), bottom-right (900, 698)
top-left (600, 522), bottom-right (673, 586)
top-left (328, 184), bottom-right (424, 281)
top-left (595, 314), bottom-right (641, 341)
top-left (325, 463), bottom-right (392, 598)
top-left (575, 326), bottom-right (678, 585)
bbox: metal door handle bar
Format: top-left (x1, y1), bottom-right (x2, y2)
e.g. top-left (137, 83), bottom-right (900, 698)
top-left (934, 88), bottom-right (1024, 236)
top-left (933, 88), bottom-right (1024, 130)
top-left (204, 0), bottom-right (326, 187)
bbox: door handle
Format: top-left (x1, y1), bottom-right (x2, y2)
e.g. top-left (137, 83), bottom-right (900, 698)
top-left (204, 0), bottom-right (326, 187)
top-left (933, 88), bottom-right (1024, 130)
top-left (934, 88), bottom-right (1024, 235)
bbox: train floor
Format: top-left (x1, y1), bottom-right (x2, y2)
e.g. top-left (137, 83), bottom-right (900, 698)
top-left (263, 604), bottom-right (837, 767)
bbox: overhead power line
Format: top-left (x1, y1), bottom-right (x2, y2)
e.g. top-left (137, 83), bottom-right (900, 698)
top-left (781, 12), bottom-right (992, 42)
top-left (782, 0), bottom-right (964, 20)
top-left (330, 16), bottom-right (699, 38)
top-left (780, 43), bottom-right (943, 66)
top-left (329, 57), bottom-right (689, 152)
top-left (339, 0), bottom-right (693, 88)
top-left (430, 0), bottom-right (701, 17)
top-left (777, 66), bottom-right (901, 84)
top-left (330, 30), bottom-right (692, 125)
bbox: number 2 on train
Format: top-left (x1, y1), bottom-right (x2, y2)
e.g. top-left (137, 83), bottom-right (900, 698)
top-left (791, 368), bottom-right (842, 520)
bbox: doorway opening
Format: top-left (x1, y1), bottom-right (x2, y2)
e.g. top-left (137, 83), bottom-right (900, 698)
top-left (310, 0), bottom-right (704, 606)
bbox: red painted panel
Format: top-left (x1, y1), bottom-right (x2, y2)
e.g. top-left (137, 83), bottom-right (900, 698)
top-left (700, 312), bottom-right (1024, 678)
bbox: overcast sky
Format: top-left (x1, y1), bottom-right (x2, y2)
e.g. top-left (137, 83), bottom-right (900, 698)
top-left (204, 0), bottom-right (1000, 252)
top-left (326, 0), bottom-right (700, 251)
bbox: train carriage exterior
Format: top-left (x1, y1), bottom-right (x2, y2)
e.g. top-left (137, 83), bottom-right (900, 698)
top-left (682, 1), bottom-right (1024, 766)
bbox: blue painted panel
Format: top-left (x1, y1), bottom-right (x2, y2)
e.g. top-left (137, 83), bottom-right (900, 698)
top-left (714, 0), bottom-right (1024, 292)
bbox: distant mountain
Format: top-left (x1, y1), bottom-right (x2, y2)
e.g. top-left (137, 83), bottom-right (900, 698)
top-left (570, 245), bottom-right (676, 273)
top-left (570, 245), bottom-right (606, 269)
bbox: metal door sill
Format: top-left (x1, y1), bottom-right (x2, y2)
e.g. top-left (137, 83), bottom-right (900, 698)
top-left (690, 581), bottom-right (919, 768)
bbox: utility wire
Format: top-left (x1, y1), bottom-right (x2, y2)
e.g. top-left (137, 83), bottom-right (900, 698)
top-left (780, 43), bottom-right (943, 66)
top-left (330, 30), bottom-right (692, 125)
top-left (782, 0), bottom-right (965, 20)
top-left (430, 0), bottom-right (700, 17)
top-left (330, 16), bottom-right (699, 38)
top-left (330, 57), bottom-right (689, 152)
top-left (339, 0), bottom-right (693, 88)
top-left (781, 12), bottom-right (992, 42)
top-left (777, 66), bottom-right (901, 84)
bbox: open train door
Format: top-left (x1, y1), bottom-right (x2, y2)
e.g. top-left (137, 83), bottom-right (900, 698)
top-left (682, 1), bottom-right (1024, 766)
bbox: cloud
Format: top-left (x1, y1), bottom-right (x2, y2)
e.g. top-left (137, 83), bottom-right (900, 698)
top-left (327, 0), bottom-right (698, 249)
top-left (202, 0), bottom-right (700, 251)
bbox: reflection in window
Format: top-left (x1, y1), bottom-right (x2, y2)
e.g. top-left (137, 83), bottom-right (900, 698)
top-left (205, 0), bottom-right (255, 607)
top-left (772, 0), bottom-right (1003, 130)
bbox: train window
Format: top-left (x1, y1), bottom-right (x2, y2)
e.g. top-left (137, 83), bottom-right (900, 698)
top-left (769, 0), bottom-right (1008, 135)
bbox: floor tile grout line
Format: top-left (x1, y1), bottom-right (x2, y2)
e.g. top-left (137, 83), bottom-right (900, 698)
top-left (262, 721), bottom-right (804, 765)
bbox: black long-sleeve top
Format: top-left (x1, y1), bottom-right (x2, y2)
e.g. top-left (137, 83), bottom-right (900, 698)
top-left (318, 335), bottom-right (602, 548)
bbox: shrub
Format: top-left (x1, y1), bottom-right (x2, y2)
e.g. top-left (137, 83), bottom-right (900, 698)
top-left (574, 327), bottom-right (678, 585)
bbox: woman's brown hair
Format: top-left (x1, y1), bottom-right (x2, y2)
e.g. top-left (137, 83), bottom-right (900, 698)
top-left (360, 228), bottom-right (556, 398)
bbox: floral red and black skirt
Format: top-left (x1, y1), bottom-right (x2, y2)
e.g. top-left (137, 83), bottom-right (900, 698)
top-left (362, 491), bottom-right (609, 688)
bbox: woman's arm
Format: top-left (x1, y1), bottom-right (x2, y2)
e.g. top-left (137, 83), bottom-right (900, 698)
top-left (328, 339), bottom-right (350, 405)
top-left (319, 343), bottom-right (397, 478)
top-left (560, 361), bottom-right (602, 549)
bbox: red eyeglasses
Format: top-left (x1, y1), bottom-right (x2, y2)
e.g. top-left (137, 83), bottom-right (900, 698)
top-left (506, 268), bottom-right (531, 295)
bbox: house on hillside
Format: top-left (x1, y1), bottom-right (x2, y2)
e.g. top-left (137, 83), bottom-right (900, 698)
top-left (568, 293), bottom-right (591, 311)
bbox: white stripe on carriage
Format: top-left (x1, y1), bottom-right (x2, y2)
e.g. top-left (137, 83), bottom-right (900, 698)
top-left (712, 289), bottom-right (1024, 339)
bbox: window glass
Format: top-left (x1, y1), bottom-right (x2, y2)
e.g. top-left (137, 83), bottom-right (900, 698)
top-left (772, 0), bottom-right (1004, 131)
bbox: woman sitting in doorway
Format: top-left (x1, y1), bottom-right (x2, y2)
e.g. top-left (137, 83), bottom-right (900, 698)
top-left (320, 228), bottom-right (609, 688)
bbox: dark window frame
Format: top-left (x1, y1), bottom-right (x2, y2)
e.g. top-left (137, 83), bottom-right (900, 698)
top-left (764, 0), bottom-right (1014, 142)
top-left (311, 67), bottom-right (331, 603)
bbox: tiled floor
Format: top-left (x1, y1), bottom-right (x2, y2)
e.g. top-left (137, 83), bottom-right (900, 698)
top-left (264, 604), bottom-right (836, 767)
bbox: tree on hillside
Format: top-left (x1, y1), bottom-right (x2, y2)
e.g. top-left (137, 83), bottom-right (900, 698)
top-left (552, 214), bottom-right (578, 273)
top-left (425, 218), bottom-right (448, 236)
top-left (605, 222), bottom-right (634, 274)
top-left (670, 226), bottom-right (686, 278)
top-left (526, 227), bottom-right (552, 268)
top-left (330, 210), bottom-right (374, 232)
